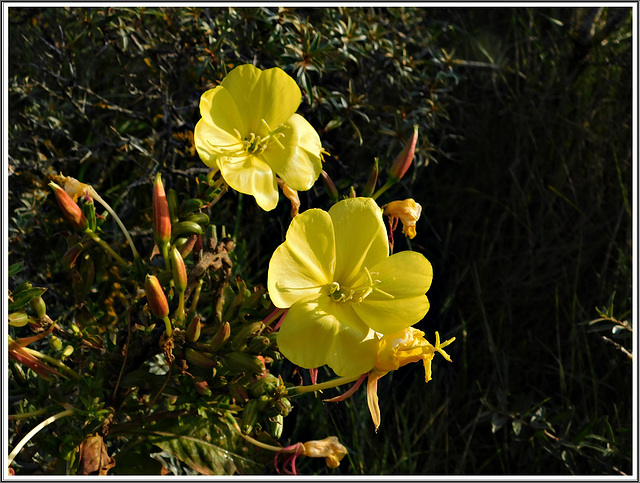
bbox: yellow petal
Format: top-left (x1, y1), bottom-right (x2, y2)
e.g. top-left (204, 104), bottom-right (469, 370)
top-left (217, 155), bottom-right (278, 211)
top-left (276, 295), bottom-right (378, 378)
top-left (267, 209), bottom-right (335, 308)
top-left (194, 118), bottom-right (242, 169)
top-left (353, 251), bottom-right (432, 334)
top-left (198, 86), bottom-right (246, 136)
top-left (263, 114), bottom-right (323, 191)
top-left (366, 371), bottom-right (385, 432)
top-left (328, 198), bottom-right (388, 287)
top-left (221, 64), bottom-right (301, 133)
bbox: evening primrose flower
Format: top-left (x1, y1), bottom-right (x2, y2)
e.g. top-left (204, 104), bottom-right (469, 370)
top-left (194, 64), bottom-right (323, 211)
top-left (267, 197), bottom-right (433, 378)
top-left (367, 328), bottom-right (455, 431)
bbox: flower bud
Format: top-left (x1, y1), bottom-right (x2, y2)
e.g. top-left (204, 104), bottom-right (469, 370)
top-left (388, 124), bottom-right (418, 182)
top-left (144, 274), bottom-right (169, 319)
top-left (186, 316), bottom-right (202, 342)
top-left (274, 397), bottom-right (292, 417)
top-left (167, 188), bottom-right (179, 224)
top-left (194, 379), bottom-right (211, 397)
top-left (153, 174), bottom-right (171, 245)
top-left (9, 311), bottom-right (29, 327)
top-left (209, 321), bottom-right (230, 352)
top-left (247, 335), bottom-right (270, 354)
top-left (321, 170), bottom-right (339, 203)
top-left (62, 242), bottom-right (84, 271)
top-left (49, 335), bottom-right (63, 351)
top-left (29, 296), bottom-right (47, 319)
top-left (185, 348), bottom-right (217, 368)
top-left (249, 373), bottom-right (280, 398)
top-left (177, 234), bottom-right (198, 259)
top-left (383, 198), bottom-right (422, 239)
top-left (363, 157), bottom-right (379, 197)
top-left (241, 398), bottom-right (260, 433)
top-left (221, 352), bottom-right (265, 375)
top-left (170, 246), bottom-right (187, 293)
top-left (49, 182), bottom-right (88, 231)
top-left (230, 322), bottom-right (264, 351)
top-left (269, 414), bottom-right (284, 439)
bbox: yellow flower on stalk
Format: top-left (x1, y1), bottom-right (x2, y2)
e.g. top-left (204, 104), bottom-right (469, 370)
top-left (367, 328), bottom-right (455, 431)
top-left (194, 64), bottom-right (323, 211)
top-left (267, 197), bottom-right (433, 378)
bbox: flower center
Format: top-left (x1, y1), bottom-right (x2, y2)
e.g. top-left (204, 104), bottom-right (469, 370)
top-left (207, 119), bottom-right (286, 158)
top-left (327, 268), bottom-right (394, 304)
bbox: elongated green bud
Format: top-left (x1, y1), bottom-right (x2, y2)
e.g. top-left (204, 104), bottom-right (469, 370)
top-left (186, 316), bottom-right (202, 343)
top-left (221, 352), bottom-right (265, 375)
top-left (9, 311), bottom-right (29, 327)
top-left (230, 322), bottom-right (264, 351)
top-left (269, 414), bottom-right (284, 439)
top-left (172, 221), bottom-right (204, 237)
top-left (144, 274), bottom-right (169, 319)
top-left (49, 182), bottom-right (88, 231)
top-left (185, 348), bottom-right (217, 368)
top-left (209, 322), bottom-right (230, 352)
top-left (180, 198), bottom-right (205, 217)
top-left (241, 399), bottom-right (260, 433)
top-left (167, 188), bottom-right (179, 224)
top-left (170, 246), bottom-right (187, 293)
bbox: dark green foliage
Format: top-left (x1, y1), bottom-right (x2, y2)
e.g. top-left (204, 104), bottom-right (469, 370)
top-left (8, 6), bottom-right (632, 476)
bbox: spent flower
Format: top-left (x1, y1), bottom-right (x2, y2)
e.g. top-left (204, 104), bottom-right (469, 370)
top-left (194, 64), bottom-right (323, 211)
top-left (383, 198), bottom-right (423, 239)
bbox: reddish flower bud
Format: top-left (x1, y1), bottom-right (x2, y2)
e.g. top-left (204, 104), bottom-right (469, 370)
top-left (153, 173), bottom-right (171, 245)
top-left (144, 274), bottom-right (169, 319)
top-left (321, 170), bottom-right (339, 203)
top-left (49, 182), bottom-right (88, 231)
top-left (177, 234), bottom-right (198, 259)
top-left (389, 125), bottom-right (418, 182)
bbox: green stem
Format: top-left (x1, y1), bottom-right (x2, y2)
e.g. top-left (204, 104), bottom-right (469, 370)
top-left (228, 417), bottom-right (295, 453)
top-left (9, 407), bottom-right (50, 420)
top-left (90, 189), bottom-right (142, 261)
top-left (287, 375), bottom-right (361, 396)
top-left (175, 291), bottom-right (185, 324)
top-left (21, 346), bottom-right (82, 379)
top-left (8, 409), bottom-right (75, 467)
top-left (371, 179), bottom-right (395, 201)
top-left (162, 316), bottom-right (173, 338)
top-left (86, 231), bottom-right (130, 268)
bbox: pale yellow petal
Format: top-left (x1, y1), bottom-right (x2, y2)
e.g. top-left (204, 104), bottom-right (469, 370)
top-left (198, 86), bottom-right (247, 136)
top-left (218, 155), bottom-right (278, 211)
top-left (276, 296), bottom-right (378, 378)
top-left (262, 114), bottom-right (323, 191)
top-left (221, 65), bottom-right (301, 133)
top-left (267, 209), bottom-right (335, 308)
top-left (353, 251), bottom-right (432, 334)
top-left (194, 118), bottom-right (242, 169)
top-left (329, 198), bottom-right (389, 287)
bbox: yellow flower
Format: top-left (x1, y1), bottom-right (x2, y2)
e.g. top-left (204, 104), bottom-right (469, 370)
top-left (383, 198), bottom-right (422, 239)
top-left (367, 328), bottom-right (455, 431)
top-left (194, 64), bottom-right (323, 211)
top-left (267, 197), bottom-right (433, 378)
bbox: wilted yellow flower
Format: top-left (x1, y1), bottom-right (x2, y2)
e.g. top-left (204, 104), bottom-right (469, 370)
top-left (268, 197), bottom-right (433, 378)
top-left (194, 64), bottom-right (323, 211)
top-left (383, 198), bottom-right (422, 239)
top-left (302, 436), bottom-right (348, 469)
top-left (367, 328), bottom-right (455, 431)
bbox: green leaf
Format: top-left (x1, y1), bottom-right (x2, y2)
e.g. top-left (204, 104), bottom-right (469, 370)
top-left (145, 415), bottom-right (265, 475)
top-left (9, 287), bottom-right (47, 311)
top-left (9, 262), bottom-right (24, 278)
